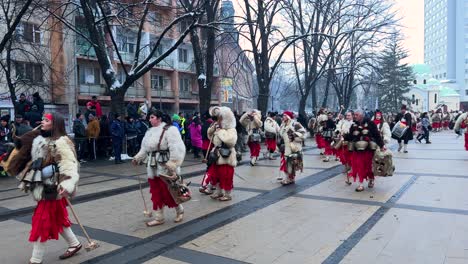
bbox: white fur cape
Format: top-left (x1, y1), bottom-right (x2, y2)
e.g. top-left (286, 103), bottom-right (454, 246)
top-left (31, 135), bottom-right (79, 200)
top-left (264, 117), bottom-right (280, 134)
top-left (134, 123), bottom-right (186, 177)
top-left (280, 117), bottom-right (306, 156)
top-left (208, 106), bottom-right (238, 167)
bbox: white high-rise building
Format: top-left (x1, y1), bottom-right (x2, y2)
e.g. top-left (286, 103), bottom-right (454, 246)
top-left (424, 0), bottom-right (467, 107)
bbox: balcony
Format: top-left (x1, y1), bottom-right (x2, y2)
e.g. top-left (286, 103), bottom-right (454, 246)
top-left (177, 60), bottom-right (196, 73)
top-left (151, 89), bottom-right (174, 98)
top-left (79, 84), bottom-right (106, 96)
top-left (125, 87), bottom-right (146, 97)
top-left (179, 91), bottom-right (197, 100)
top-left (76, 42), bottom-right (96, 58)
top-left (155, 58), bottom-right (174, 70)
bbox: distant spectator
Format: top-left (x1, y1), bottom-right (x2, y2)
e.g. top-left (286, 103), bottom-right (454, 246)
top-left (11, 114), bottom-right (32, 138)
top-left (135, 114), bottom-right (149, 148)
top-left (111, 113), bottom-right (125, 164)
top-left (73, 113), bottom-right (87, 162)
top-left (32, 92), bottom-right (44, 114)
top-left (84, 104), bottom-right (97, 124)
top-left (0, 115), bottom-right (11, 144)
top-left (87, 96), bottom-right (103, 117)
top-left (126, 100), bottom-right (139, 119)
top-left (24, 105), bottom-right (42, 128)
top-left (98, 115), bottom-right (111, 158)
top-left (172, 114), bottom-right (182, 133)
top-left (125, 116), bottom-right (138, 157)
top-left (189, 116), bottom-right (202, 159)
top-left (86, 114), bottom-right (100, 160)
top-left (16, 93), bottom-right (32, 116)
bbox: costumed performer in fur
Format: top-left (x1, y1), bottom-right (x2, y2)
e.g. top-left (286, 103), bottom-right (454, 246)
top-left (207, 106), bottom-right (238, 201)
top-left (240, 109), bottom-right (262, 166)
top-left (454, 112), bottom-right (468, 151)
top-left (133, 110), bottom-right (186, 226)
top-left (263, 112), bottom-right (280, 160)
top-left (13, 113), bottom-right (82, 263)
top-left (278, 111), bottom-right (306, 185)
top-left (344, 110), bottom-right (385, 192)
top-left (335, 111), bottom-right (354, 183)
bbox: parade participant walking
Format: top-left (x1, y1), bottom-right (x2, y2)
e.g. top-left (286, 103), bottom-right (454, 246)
top-left (240, 109), bottom-right (262, 166)
top-left (393, 105), bottom-right (414, 153)
top-left (133, 110), bottom-right (186, 226)
top-left (431, 110), bottom-right (441, 132)
top-left (207, 106), bottom-right (238, 201)
top-left (417, 112), bottom-right (432, 144)
top-left (315, 109), bottom-right (328, 155)
top-left (335, 111), bottom-right (354, 183)
top-left (454, 112), bottom-right (468, 151)
top-left (16, 113), bottom-right (82, 263)
top-left (263, 112), bottom-right (280, 160)
top-left (373, 111), bottom-right (392, 145)
top-left (345, 110), bottom-right (385, 192)
top-left (322, 112), bottom-right (336, 162)
top-left (278, 111), bottom-right (306, 185)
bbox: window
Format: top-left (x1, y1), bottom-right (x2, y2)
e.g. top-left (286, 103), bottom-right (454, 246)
top-left (179, 19), bottom-right (190, 33)
top-left (465, 90), bottom-right (468, 96)
top-left (412, 94), bottom-right (415, 104)
top-left (116, 69), bottom-right (135, 87)
top-left (423, 79), bottom-right (427, 84)
top-left (179, 77), bottom-right (191, 92)
top-left (79, 65), bottom-right (101, 85)
top-left (434, 93), bottom-right (438, 103)
top-left (15, 62), bottom-right (43, 83)
top-left (148, 11), bottom-right (162, 27)
top-left (150, 43), bottom-right (163, 57)
top-left (15, 22), bottom-right (42, 44)
top-left (178, 48), bottom-right (188, 63)
top-left (413, 80), bottom-right (417, 84)
top-left (416, 99), bottom-right (419, 106)
top-left (117, 32), bottom-right (136, 53)
top-left (151, 74), bottom-right (165, 90)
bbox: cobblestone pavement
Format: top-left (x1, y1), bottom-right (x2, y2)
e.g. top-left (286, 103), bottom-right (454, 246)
top-left (0, 132), bottom-right (467, 264)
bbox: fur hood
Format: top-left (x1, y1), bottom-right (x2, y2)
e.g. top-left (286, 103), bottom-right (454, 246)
top-left (134, 123), bottom-right (186, 173)
top-left (264, 117), bottom-right (280, 134)
top-left (335, 119), bottom-right (353, 134)
top-left (240, 110), bottom-right (262, 132)
top-left (209, 106), bottom-right (236, 129)
top-left (454, 113), bottom-right (468, 132)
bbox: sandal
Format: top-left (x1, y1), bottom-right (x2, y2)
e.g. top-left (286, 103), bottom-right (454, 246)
top-left (355, 185), bottom-right (365, 192)
top-left (218, 195), bottom-right (232, 202)
top-left (146, 219), bottom-right (165, 227)
top-left (345, 176), bottom-right (352, 185)
top-left (368, 179), bottom-right (375, 188)
top-left (281, 179), bottom-right (294, 185)
top-left (210, 193), bottom-right (223, 200)
top-left (59, 244), bottom-right (82, 260)
top-left (323, 157), bottom-right (330, 162)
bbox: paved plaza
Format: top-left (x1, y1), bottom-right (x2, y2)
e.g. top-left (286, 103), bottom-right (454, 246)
top-left (0, 132), bottom-right (467, 264)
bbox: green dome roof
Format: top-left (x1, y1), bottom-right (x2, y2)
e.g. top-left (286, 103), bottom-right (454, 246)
top-left (411, 64), bottom-right (431, 75)
top-left (439, 86), bottom-right (459, 97)
top-left (427, 78), bottom-right (440, 85)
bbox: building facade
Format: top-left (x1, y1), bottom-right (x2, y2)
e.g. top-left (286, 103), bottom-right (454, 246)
top-left (0, 0), bottom-right (258, 129)
top-left (424, 0), bottom-right (468, 108)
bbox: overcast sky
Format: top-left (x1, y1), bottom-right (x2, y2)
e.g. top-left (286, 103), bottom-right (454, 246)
top-left (232, 0), bottom-right (425, 65)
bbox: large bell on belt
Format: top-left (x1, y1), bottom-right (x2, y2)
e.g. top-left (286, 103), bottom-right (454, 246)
top-left (32, 170), bottom-right (42, 183)
top-left (355, 141), bottom-right (369, 151)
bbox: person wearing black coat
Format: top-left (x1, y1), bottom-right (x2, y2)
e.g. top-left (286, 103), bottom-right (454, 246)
top-left (32, 92), bottom-right (44, 114)
top-left (111, 114), bottom-right (125, 164)
top-left (392, 105), bottom-right (413, 153)
top-left (322, 112), bottom-right (337, 162)
top-left (73, 114), bottom-right (86, 162)
top-left (125, 117), bottom-right (138, 156)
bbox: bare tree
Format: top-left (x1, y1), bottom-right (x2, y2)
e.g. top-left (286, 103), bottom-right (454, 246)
top-left (72, 0), bottom-right (203, 114)
top-left (180, 0), bottom-right (221, 113)
top-left (239, 0), bottom-right (309, 113)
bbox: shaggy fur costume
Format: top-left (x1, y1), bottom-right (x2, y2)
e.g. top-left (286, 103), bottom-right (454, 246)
top-left (207, 106), bottom-right (238, 167)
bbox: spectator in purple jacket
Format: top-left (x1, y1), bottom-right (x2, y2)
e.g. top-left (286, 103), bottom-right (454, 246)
top-left (188, 116), bottom-right (203, 159)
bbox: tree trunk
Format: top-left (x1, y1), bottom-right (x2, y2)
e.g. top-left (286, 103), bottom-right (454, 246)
top-left (321, 75), bottom-right (331, 108)
top-left (110, 90), bottom-right (126, 116)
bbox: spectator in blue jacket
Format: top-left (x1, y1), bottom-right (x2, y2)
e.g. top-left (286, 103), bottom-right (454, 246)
top-left (111, 113), bottom-right (125, 164)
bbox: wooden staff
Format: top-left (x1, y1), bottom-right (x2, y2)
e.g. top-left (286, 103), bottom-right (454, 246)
top-left (65, 198), bottom-right (99, 251)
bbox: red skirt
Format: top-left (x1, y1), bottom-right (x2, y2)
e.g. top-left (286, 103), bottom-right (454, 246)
top-left (336, 146), bottom-right (352, 166)
top-left (202, 139), bottom-right (211, 150)
top-left (265, 138), bottom-right (277, 152)
top-left (465, 133), bottom-right (468, 151)
top-left (349, 150), bottom-right (374, 183)
top-left (29, 198), bottom-right (72, 242)
top-left (443, 121), bottom-right (449, 128)
top-left (324, 140), bottom-right (335, 155)
top-left (209, 164), bottom-right (234, 191)
top-left (411, 124), bottom-right (417, 132)
top-left (201, 164), bottom-right (215, 188)
top-left (148, 177), bottom-right (178, 210)
top-left (248, 141), bottom-right (261, 157)
top-left (315, 134), bottom-right (325, 149)
top-left (432, 122), bottom-right (440, 129)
